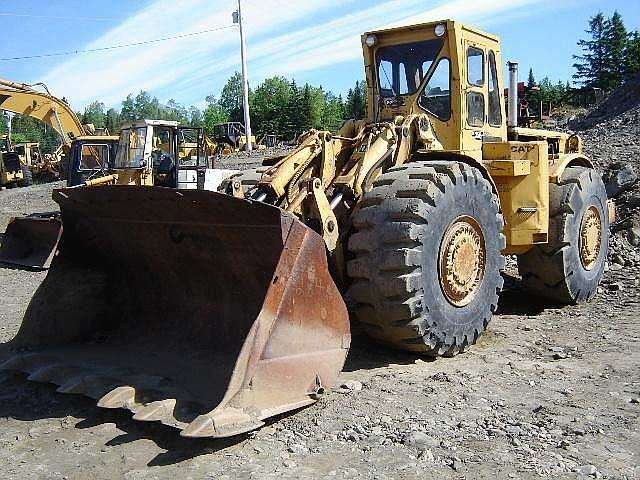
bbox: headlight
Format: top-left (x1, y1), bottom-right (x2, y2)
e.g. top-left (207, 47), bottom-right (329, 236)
top-left (434, 23), bottom-right (446, 37)
top-left (365, 34), bottom-right (378, 47)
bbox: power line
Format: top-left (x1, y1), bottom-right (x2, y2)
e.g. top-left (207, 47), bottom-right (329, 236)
top-left (0, 12), bottom-right (124, 21)
top-left (0, 24), bottom-right (237, 61)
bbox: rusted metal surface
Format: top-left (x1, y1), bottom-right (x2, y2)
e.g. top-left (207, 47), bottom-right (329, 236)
top-left (0, 216), bottom-right (62, 270)
top-left (0, 186), bottom-right (350, 438)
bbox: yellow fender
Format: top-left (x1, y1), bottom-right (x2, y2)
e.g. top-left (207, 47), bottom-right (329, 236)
top-left (549, 154), bottom-right (594, 183)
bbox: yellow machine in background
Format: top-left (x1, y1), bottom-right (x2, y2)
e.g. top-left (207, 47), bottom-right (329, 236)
top-left (0, 77), bottom-right (99, 185)
top-left (107, 119), bottom-right (219, 188)
top-left (213, 121), bottom-right (264, 155)
top-left (1, 20), bottom-right (610, 439)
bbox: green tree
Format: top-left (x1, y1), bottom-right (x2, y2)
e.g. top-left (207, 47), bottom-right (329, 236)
top-left (252, 76), bottom-right (294, 136)
top-left (345, 81), bottom-right (367, 120)
top-left (165, 99), bottom-right (188, 123)
top-left (188, 106), bottom-right (204, 127)
top-left (105, 108), bottom-right (121, 134)
top-left (573, 13), bottom-right (608, 89)
top-left (527, 68), bottom-right (536, 88)
top-left (603, 11), bottom-right (628, 89)
top-left (82, 101), bottom-right (106, 129)
top-left (624, 30), bottom-right (640, 78)
top-left (220, 72), bottom-right (247, 123)
top-left (203, 95), bottom-right (229, 135)
top-left (322, 92), bottom-right (345, 132)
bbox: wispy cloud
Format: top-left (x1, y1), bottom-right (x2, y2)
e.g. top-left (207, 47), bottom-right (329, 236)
top-left (42, 0), bottom-right (554, 110)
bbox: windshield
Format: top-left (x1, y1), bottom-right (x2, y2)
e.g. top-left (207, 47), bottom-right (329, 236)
top-left (376, 39), bottom-right (444, 98)
top-left (113, 127), bottom-right (147, 168)
top-left (79, 144), bottom-right (110, 171)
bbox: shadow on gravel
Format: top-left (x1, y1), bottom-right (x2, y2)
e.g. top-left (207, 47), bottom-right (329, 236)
top-left (342, 330), bottom-right (434, 372)
top-left (0, 369), bottom-right (303, 467)
top-left (0, 262), bottom-right (46, 272)
top-left (496, 272), bottom-right (558, 316)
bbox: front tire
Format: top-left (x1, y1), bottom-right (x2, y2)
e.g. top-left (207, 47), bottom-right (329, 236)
top-left (347, 161), bottom-right (505, 356)
top-left (518, 166), bottom-right (609, 303)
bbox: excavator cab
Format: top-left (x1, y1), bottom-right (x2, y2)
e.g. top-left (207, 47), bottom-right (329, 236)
top-left (66, 136), bottom-right (120, 187)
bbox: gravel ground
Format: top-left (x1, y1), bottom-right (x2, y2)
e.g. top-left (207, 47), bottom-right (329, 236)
top-left (0, 157), bottom-right (639, 479)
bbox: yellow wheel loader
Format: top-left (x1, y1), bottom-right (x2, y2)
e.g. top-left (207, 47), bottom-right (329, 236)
top-left (1, 20), bottom-right (609, 438)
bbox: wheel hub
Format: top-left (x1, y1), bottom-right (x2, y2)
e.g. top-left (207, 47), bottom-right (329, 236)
top-left (579, 205), bottom-right (602, 271)
top-left (439, 216), bottom-right (486, 307)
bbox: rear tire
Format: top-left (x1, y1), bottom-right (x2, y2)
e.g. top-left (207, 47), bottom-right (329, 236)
top-left (19, 165), bottom-right (33, 187)
top-left (517, 166), bottom-right (608, 303)
top-left (347, 161), bottom-right (505, 356)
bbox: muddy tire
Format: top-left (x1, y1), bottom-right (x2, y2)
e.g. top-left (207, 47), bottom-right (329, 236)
top-left (518, 166), bottom-right (609, 304)
top-left (347, 161), bottom-right (506, 356)
top-left (219, 168), bottom-right (268, 198)
top-left (19, 165), bottom-right (33, 187)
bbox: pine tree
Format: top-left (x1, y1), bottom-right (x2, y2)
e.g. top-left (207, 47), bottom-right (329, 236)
top-left (573, 13), bottom-right (608, 89)
top-left (603, 11), bottom-right (628, 89)
top-left (624, 31), bottom-right (640, 78)
top-left (527, 68), bottom-right (536, 88)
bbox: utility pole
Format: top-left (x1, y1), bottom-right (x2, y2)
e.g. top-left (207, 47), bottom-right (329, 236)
top-left (234, 0), bottom-right (252, 153)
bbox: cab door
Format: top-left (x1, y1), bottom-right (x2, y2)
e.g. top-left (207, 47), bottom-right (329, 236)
top-left (175, 127), bottom-right (206, 190)
top-left (462, 41), bottom-right (486, 159)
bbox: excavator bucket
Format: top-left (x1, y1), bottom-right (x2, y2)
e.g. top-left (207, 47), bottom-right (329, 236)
top-left (0, 186), bottom-right (350, 438)
top-left (0, 215), bottom-right (62, 270)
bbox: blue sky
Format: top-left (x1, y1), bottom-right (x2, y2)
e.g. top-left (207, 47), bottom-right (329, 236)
top-left (1, 0), bottom-right (638, 111)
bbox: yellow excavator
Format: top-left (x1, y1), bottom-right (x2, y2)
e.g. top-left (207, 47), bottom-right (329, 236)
top-left (0, 20), bottom-right (609, 438)
top-left (0, 77), bottom-right (98, 180)
top-left (0, 77), bottom-right (112, 269)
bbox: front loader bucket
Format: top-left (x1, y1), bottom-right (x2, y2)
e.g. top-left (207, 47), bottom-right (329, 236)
top-left (0, 216), bottom-right (62, 270)
top-left (0, 186), bottom-right (350, 438)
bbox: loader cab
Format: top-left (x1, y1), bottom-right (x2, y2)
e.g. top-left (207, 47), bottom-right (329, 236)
top-left (112, 120), bottom-right (212, 189)
top-left (15, 143), bottom-right (42, 167)
top-left (362, 20), bottom-right (507, 161)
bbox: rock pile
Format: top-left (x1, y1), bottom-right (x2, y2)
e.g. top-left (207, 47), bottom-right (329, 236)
top-left (574, 78), bottom-right (640, 272)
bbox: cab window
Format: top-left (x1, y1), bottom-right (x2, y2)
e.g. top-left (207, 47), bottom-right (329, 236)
top-left (79, 144), bottom-right (110, 171)
top-left (467, 47), bottom-right (484, 86)
top-left (467, 92), bottom-right (485, 127)
top-left (376, 39), bottom-right (444, 97)
top-left (488, 51), bottom-right (502, 126)
top-left (419, 58), bottom-right (451, 121)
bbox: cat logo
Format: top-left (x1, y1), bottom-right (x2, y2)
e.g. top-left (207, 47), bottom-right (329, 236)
top-left (511, 145), bottom-right (535, 154)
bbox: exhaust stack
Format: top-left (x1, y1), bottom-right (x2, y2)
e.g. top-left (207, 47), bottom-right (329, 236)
top-left (507, 61), bottom-right (519, 128)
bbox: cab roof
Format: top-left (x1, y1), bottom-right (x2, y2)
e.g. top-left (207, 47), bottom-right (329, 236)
top-left (120, 119), bottom-right (180, 129)
top-left (363, 19), bottom-right (499, 43)
top-left (75, 135), bottom-right (120, 142)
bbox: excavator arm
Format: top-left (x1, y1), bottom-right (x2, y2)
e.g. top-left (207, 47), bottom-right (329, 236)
top-left (0, 78), bottom-right (88, 148)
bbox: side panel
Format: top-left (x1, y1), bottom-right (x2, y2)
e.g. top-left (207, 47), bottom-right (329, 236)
top-left (483, 141), bottom-right (549, 254)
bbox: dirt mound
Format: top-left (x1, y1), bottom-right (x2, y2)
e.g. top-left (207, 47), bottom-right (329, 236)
top-left (576, 73), bottom-right (640, 128)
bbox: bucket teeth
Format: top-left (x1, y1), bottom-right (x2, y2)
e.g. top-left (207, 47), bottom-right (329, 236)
top-left (27, 364), bottom-right (86, 384)
top-left (132, 399), bottom-right (177, 422)
top-left (180, 410), bottom-right (264, 438)
top-left (97, 386), bottom-right (136, 409)
top-left (56, 375), bottom-right (118, 399)
top-left (0, 353), bottom-right (54, 373)
top-left (180, 415), bottom-right (216, 438)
